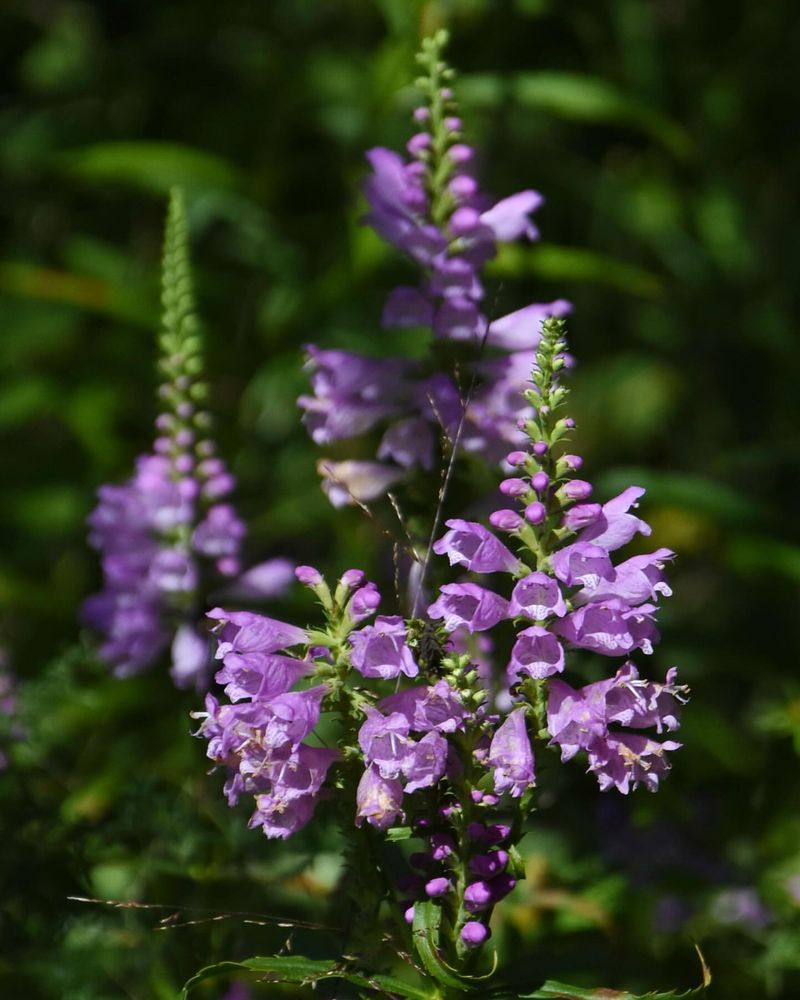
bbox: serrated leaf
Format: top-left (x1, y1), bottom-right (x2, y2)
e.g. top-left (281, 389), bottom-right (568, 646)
top-left (521, 948), bottom-right (711, 999)
top-left (182, 954), bottom-right (435, 999)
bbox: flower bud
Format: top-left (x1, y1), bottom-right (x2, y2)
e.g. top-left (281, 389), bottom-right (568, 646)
top-left (296, 565), bottom-right (323, 586)
top-left (485, 823), bottom-right (511, 845)
top-left (533, 441), bottom-right (548, 456)
top-left (461, 921), bottom-right (490, 948)
top-left (340, 568), bottom-right (365, 589)
top-left (532, 472), bottom-right (549, 493)
top-left (216, 556), bottom-right (240, 577)
top-left (562, 502), bottom-right (602, 530)
top-left (489, 509), bottom-right (522, 532)
top-left (500, 478), bottom-right (528, 497)
top-left (524, 502), bottom-right (546, 525)
top-left (561, 479), bottom-right (592, 501)
top-left (448, 143), bottom-right (473, 164)
top-left (505, 450), bottom-right (527, 466)
top-left (450, 206), bottom-right (479, 235)
top-left (469, 851), bottom-right (509, 878)
top-left (561, 454), bottom-right (583, 471)
top-left (444, 115), bottom-right (462, 131)
top-left (464, 880), bottom-right (492, 910)
top-left (425, 877), bottom-right (452, 898)
top-left (407, 132), bottom-right (431, 156)
top-left (404, 904), bottom-right (416, 924)
top-left (174, 454), bottom-right (193, 474)
top-left (430, 833), bottom-right (455, 860)
top-left (412, 106), bottom-right (430, 123)
top-left (348, 583), bottom-right (381, 621)
top-left (448, 174), bottom-right (478, 199)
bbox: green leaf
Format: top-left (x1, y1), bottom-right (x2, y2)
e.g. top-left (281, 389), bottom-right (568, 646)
top-left (521, 948), bottom-right (711, 999)
top-left (182, 954), bottom-right (435, 999)
top-left (385, 825), bottom-right (413, 842)
top-left (412, 900), bottom-right (471, 993)
top-left (53, 141), bottom-right (243, 195)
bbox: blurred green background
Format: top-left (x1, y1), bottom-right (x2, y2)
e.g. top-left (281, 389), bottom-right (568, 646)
top-left (1, 0), bottom-right (799, 997)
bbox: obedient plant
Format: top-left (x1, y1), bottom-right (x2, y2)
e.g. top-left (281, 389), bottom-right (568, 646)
top-left (299, 32), bottom-right (570, 509)
top-left (191, 317), bottom-right (699, 997)
top-left (83, 190), bottom-right (292, 688)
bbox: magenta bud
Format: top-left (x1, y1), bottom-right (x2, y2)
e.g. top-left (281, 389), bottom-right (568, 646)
top-left (295, 565), bottom-right (323, 586)
top-left (174, 454), bottom-right (193, 474)
top-left (563, 418), bottom-right (576, 428)
top-left (448, 174), bottom-right (478, 199)
top-left (405, 160), bottom-right (426, 180)
top-left (524, 501), bottom-right (547, 525)
top-left (461, 921), bottom-right (490, 948)
top-left (155, 413), bottom-right (172, 431)
top-left (505, 451), bottom-right (527, 466)
top-left (413, 816), bottom-right (432, 833)
top-left (407, 132), bottom-right (431, 156)
top-left (177, 478), bottom-right (199, 500)
top-left (430, 833), bottom-right (455, 860)
top-left (444, 115), bottom-right (462, 131)
top-left (500, 478), bottom-right (528, 497)
top-left (532, 472), bottom-right (549, 493)
top-left (199, 458), bottom-right (224, 477)
top-left (175, 428), bottom-right (194, 447)
top-left (425, 877), bottom-right (452, 898)
top-left (196, 440), bottom-right (215, 457)
top-left (348, 583), bottom-right (381, 621)
top-left (404, 904), bottom-right (416, 925)
top-left (562, 454), bottom-right (583, 470)
top-left (440, 87), bottom-right (454, 99)
top-left (533, 442), bottom-right (548, 457)
top-left (448, 143), bottom-right (473, 164)
top-left (340, 568), bottom-right (365, 588)
top-left (562, 479), bottom-right (593, 500)
top-left (412, 106), bottom-right (430, 123)
top-left (154, 436), bottom-right (171, 454)
top-left (464, 881), bottom-right (493, 910)
top-left (488, 873), bottom-right (517, 901)
top-left (562, 502), bottom-right (602, 530)
top-left (470, 789), bottom-right (484, 803)
top-left (203, 473), bottom-right (235, 498)
top-left (217, 556), bottom-right (240, 577)
top-left (176, 401), bottom-right (194, 419)
top-left (450, 206), bottom-right (480, 235)
top-left (482, 793), bottom-right (499, 806)
top-left (489, 509), bottom-right (522, 532)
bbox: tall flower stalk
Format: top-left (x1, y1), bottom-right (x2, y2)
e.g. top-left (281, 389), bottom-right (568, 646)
top-left (299, 31), bottom-right (570, 512)
top-left (83, 189), bottom-right (291, 688)
top-left (193, 317), bottom-right (690, 995)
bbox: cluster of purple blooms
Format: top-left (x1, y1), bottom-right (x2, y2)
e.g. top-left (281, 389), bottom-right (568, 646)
top-left (83, 190), bottom-right (292, 686)
top-left (195, 316), bottom-right (688, 955)
top-left (298, 39), bottom-right (569, 506)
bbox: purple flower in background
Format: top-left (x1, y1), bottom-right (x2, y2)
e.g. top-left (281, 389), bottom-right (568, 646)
top-left (299, 62), bottom-right (572, 502)
top-left (84, 191), bottom-right (292, 686)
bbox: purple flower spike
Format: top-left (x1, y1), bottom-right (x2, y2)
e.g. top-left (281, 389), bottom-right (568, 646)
top-left (428, 583), bottom-right (510, 634)
top-left (433, 518), bottom-right (521, 574)
top-left (509, 626), bottom-right (565, 680)
top-left (349, 616), bottom-right (419, 679)
top-left (488, 708), bottom-right (535, 797)
top-left (461, 921), bottom-right (491, 948)
top-left (510, 571), bottom-right (566, 620)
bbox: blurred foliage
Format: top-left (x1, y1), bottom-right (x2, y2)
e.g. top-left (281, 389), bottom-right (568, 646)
top-left (1, 0), bottom-right (799, 997)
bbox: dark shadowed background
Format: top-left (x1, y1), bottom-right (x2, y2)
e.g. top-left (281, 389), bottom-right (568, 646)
top-left (1, 1), bottom-right (799, 997)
